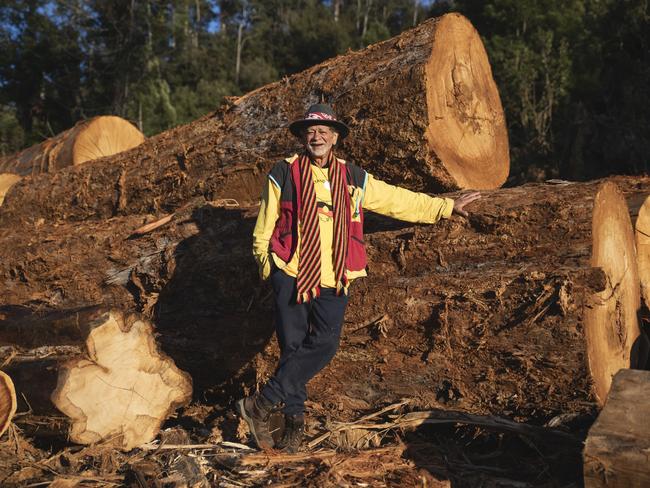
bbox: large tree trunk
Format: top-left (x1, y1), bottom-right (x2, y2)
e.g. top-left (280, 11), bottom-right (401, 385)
top-left (1, 308), bottom-right (192, 450)
top-left (310, 179), bottom-right (644, 419)
top-left (1, 177), bottom-right (647, 425)
top-left (0, 13), bottom-right (508, 226)
top-left (0, 116), bottom-right (144, 177)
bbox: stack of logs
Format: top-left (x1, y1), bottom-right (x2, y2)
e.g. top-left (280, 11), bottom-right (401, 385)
top-left (0, 115), bottom-right (144, 205)
top-left (0, 16), bottom-right (647, 485)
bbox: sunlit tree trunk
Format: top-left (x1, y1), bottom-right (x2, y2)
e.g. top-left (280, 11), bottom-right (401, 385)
top-left (334, 0), bottom-right (342, 22)
top-left (235, 20), bottom-right (244, 85)
top-left (193, 0), bottom-right (201, 48)
top-left (362, 0), bottom-right (372, 38)
top-left (170, 2), bottom-right (176, 48)
top-left (138, 99), bottom-right (143, 132)
top-left (356, 0), bottom-right (361, 32)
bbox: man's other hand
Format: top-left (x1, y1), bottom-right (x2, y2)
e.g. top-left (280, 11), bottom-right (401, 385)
top-left (452, 191), bottom-right (481, 218)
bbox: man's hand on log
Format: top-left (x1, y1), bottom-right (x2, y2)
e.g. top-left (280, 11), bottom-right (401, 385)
top-left (453, 191), bottom-right (481, 218)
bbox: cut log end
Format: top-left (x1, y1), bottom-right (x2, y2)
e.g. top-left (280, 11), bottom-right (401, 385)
top-left (425, 13), bottom-right (509, 190)
top-left (0, 173), bottom-right (21, 205)
top-left (585, 182), bottom-right (641, 405)
top-left (71, 116), bottom-right (145, 166)
top-left (50, 310), bottom-right (193, 450)
top-left (0, 370), bottom-right (17, 438)
top-left (635, 196), bottom-right (650, 309)
top-left (0, 116), bottom-right (144, 176)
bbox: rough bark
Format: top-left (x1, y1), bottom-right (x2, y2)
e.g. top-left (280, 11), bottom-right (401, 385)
top-left (0, 13), bottom-right (508, 226)
top-left (1, 308), bottom-right (192, 450)
top-left (0, 116), bottom-right (144, 177)
top-left (583, 369), bottom-right (650, 488)
top-left (1, 177), bottom-right (648, 425)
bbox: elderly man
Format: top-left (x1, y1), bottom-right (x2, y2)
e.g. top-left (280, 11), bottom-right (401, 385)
top-left (238, 104), bottom-right (480, 453)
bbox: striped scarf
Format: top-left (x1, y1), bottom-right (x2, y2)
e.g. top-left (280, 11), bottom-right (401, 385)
top-left (296, 151), bottom-right (350, 303)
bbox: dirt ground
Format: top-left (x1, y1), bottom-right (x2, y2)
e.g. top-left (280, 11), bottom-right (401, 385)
top-left (0, 396), bottom-right (587, 487)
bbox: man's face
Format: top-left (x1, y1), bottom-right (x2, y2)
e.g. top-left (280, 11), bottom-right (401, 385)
top-left (303, 125), bottom-right (339, 159)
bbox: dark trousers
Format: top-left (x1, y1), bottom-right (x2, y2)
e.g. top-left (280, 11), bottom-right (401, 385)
top-left (261, 269), bottom-right (348, 415)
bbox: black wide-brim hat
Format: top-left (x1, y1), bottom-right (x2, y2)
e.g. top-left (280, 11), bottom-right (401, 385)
top-left (289, 104), bottom-right (350, 140)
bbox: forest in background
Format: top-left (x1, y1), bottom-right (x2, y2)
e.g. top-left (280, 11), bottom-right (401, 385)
top-left (0, 0), bottom-right (648, 184)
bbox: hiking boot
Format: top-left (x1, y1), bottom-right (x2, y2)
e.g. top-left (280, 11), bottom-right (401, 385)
top-left (236, 393), bottom-right (278, 449)
top-left (276, 414), bottom-right (305, 453)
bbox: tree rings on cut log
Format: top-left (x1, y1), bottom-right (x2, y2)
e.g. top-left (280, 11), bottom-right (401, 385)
top-left (0, 371), bottom-right (17, 438)
top-left (0, 116), bottom-right (145, 176)
top-left (635, 196), bottom-right (650, 308)
top-left (585, 182), bottom-right (641, 405)
top-left (51, 310), bottom-right (192, 450)
top-left (0, 173), bottom-right (21, 205)
top-left (424, 14), bottom-right (509, 189)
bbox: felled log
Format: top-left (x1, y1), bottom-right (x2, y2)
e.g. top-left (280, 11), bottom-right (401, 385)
top-left (0, 13), bottom-right (507, 225)
top-left (0, 177), bottom-right (648, 424)
top-left (315, 178), bottom-right (645, 419)
top-left (583, 369), bottom-right (650, 488)
top-left (0, 116), bottom-right (144, 176)
top-left (0, 371), bottom-right (16, 438)
top-left (0, 173), bottom-right (21, 206)
top-left (2, 308), bottom-right (192, 450)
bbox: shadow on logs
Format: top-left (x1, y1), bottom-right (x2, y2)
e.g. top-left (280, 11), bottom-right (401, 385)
top-left (632, 305), bottom-right (650, 371)
top-left (0, 305), bottom-right (102, 425)
top-left (153, 205), bottom-right (276, 404)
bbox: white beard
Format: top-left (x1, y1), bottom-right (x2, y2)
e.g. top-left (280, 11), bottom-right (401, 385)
top-left (307, 144), bottom-right (331, 159)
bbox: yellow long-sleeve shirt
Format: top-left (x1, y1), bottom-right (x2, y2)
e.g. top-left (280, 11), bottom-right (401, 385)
top-left (253, 155), bottom-right (454, 285)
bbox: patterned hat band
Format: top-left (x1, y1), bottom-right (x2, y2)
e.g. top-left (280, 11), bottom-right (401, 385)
top-left (289, 103), bottom-right (350, 139)
top-left (305, 112), bottom-right (335, 121)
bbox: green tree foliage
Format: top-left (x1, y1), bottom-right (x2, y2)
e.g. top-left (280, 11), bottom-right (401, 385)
top-left (0, 105), bottom-right (24, 156)
top-left (0, 0), bottom-right (83, 145)
top-left (577, 0), bottom-right (650, 178)
top-left (0, 0), bottom-right (647, 181)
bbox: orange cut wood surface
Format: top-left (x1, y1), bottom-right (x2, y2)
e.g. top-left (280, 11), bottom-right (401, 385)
top-left (0, 116), bottom-right (144, 176)
top-left (585, 182), bottom-right (641, 405)
top-left (0, 371), bottom-right (16, 438)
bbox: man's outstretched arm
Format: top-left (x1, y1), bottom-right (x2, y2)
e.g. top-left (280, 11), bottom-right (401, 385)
top-left (362, 174), bottom-right (479, 223)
